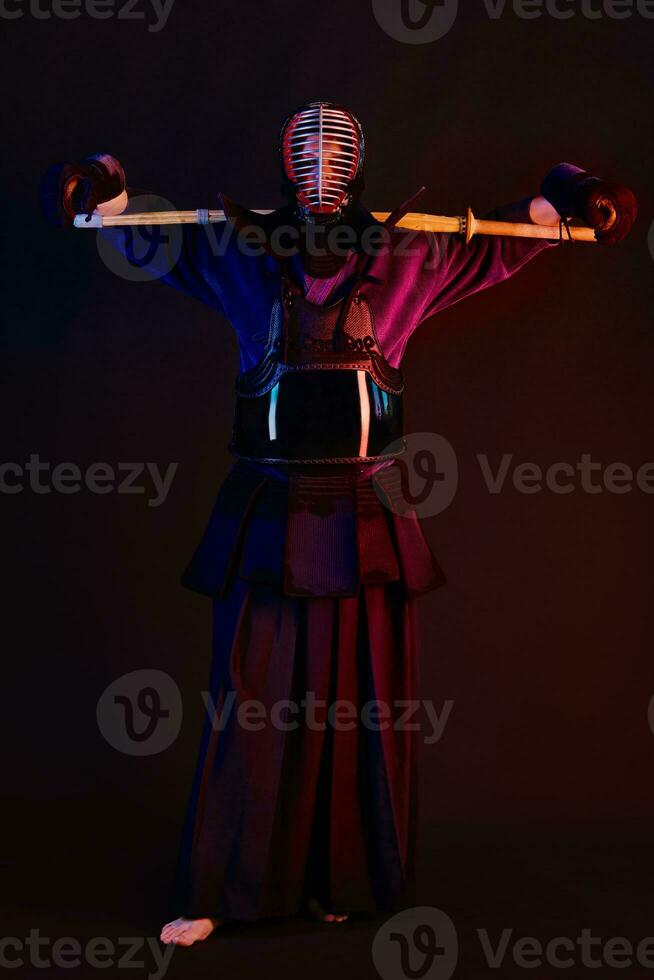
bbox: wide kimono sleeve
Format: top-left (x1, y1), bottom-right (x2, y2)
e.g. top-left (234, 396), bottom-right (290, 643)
top-left (414, 199), bottom-right (558, 326)
top-left (96, 190), bottom-right (233, 316)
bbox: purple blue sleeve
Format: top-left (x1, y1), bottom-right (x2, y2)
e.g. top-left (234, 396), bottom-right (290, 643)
top-left (97, 192), bottom-right (230, 318)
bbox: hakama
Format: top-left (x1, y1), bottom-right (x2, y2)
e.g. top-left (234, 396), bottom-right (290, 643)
top-left (175, 458), bottom-right (445, 919)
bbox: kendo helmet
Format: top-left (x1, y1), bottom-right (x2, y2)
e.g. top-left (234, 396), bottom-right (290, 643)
top-left (279, 101), bottom-right (366, 222)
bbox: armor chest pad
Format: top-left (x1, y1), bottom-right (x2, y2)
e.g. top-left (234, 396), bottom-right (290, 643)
top-left (230, 275), bottom-right (406, 465)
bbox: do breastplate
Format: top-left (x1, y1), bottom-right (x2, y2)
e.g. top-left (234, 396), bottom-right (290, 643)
top-left (229, 273), bottom-right (406, 464)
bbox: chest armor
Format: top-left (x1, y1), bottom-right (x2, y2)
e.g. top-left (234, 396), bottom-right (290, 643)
top-left (229, 273), bottom-right (406, 464)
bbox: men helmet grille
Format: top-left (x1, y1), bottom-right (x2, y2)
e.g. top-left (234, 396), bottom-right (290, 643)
top-left (281, 103), bottom-right (363, 216)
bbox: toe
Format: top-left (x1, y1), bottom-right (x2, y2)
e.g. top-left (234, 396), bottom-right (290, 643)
top-left (160, 918), bottom-right (183, 938)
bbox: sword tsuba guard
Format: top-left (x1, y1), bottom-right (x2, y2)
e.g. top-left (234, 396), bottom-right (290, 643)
top-left (464, 207), bottom-right (475, 245)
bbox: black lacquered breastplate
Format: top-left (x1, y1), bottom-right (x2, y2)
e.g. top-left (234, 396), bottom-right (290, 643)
top-left (229, 276), bottom-right (406, 465)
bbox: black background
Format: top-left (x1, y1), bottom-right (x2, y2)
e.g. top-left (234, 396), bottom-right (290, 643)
top-left (2, 1), bottom-right (654, 977)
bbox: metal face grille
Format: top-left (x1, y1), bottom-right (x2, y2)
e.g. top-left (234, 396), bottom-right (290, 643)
top-left (281, 104), bottom-right (362, 216)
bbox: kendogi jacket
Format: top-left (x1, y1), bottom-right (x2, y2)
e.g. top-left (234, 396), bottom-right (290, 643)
top-left (100, 188), bottom-right (556, 597)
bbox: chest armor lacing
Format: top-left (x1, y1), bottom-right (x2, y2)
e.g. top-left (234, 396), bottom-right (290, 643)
top-left (229, 269), bottom-right (406, 464)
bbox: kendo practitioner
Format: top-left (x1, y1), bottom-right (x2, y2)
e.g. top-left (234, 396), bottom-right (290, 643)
top-left (39, 101), bottom-right (637, 946)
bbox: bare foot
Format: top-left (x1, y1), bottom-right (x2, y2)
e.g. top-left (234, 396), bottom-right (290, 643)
top-left (159, 916), bottom-right (223, 946)
top-left (306, 897), bottom-right (349, 924)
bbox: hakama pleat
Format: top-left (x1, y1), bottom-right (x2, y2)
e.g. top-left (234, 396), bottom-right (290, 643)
top-left (174, 459), bottom-right (444, 920)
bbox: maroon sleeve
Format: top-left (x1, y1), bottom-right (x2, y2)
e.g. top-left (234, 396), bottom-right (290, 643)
top-left (415, 198), bottom-right (558, 326)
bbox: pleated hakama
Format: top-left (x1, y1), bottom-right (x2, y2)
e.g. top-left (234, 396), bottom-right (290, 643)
top-left (175, 458), bottom-right (445, 920)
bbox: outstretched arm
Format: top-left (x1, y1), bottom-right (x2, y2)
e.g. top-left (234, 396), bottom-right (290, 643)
top-left (528, 195), bottom-right (565, 225)
top-left (414, 162), bottom-right (637, 325)
top-left (38, 153), bottom-right (229, 315)
top-left (413, 193), bottom-right (557, 326)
